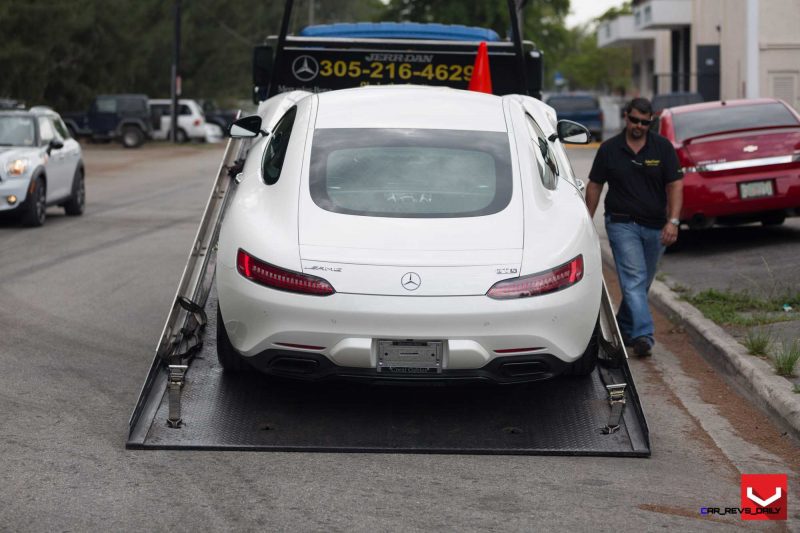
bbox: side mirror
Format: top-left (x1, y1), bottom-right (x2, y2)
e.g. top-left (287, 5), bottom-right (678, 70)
top-left (554, 120), bottom-right (591, 144)
top-left (228, 115), bottom-right (266, 138)
top-left (47, 139), bottom-right (64, 153)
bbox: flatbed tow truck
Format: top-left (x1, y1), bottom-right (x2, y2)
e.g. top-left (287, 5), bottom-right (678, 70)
top-left (127, 0), bottom-right (650, 456)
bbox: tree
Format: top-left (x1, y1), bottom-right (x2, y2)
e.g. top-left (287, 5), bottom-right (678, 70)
top-left (552, 26), bottom-right (631, 93)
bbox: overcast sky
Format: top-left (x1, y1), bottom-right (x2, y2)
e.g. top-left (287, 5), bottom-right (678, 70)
top-left (566, 0), bottom-right (625, 28)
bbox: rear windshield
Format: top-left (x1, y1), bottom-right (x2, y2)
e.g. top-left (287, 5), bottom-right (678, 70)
top-left (673, 102), bottom-right (799, 140)
top-left (546, 97), bottom-right (598, 112)
top-left (309, 128), bottom-right (512, 218)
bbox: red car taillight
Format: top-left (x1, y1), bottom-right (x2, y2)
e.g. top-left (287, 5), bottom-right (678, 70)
top-left (676, 146), bottom-right (697, 174)
top-left (194, 118), bottom-right (202, 126)
top-left (486, 255), bottom-right (583, 300)
top-left (237, 249), bottom-right (335, 296)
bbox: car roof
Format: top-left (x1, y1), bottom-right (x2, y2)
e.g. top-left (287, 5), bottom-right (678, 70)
top-left (315, 86), bottom-right (508, 131)
top-left (149, 98), bottom-right (196, 104)
top-left (667, 98), bottom-right (784, 114)
top-left (545, 93), bottom-right (597, 100)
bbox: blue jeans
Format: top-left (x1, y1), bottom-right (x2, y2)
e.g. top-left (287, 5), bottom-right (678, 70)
top-left (605, 215), bottom-right (665, 346)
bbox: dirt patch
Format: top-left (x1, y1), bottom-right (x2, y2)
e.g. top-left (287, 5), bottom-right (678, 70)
top-left (605, 266), bottom-right (800, 476)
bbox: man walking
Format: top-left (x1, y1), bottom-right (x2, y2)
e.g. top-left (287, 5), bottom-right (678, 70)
top-left (585, 97), bottom-right (683, 357)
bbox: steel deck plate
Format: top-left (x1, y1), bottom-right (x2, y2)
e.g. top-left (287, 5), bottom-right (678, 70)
top-left (128, 294), bottom-right (650, 456)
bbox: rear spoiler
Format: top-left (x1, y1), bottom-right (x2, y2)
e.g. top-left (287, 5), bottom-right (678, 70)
top-left (682, 124), bottom-right (800, 145)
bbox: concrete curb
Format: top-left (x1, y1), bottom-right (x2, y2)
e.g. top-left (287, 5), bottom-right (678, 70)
top-left (600, 245), bottom-right (800, 442)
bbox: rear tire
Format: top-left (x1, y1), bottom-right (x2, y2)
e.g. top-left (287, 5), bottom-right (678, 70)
top-left (21, 176), bottom-right (47, 227)
top-left (121, 126), bottom-right (144, 148)
top-left (563, 320), bottom-right (599, 376)
top-left (63, 168), bottom-right (85, 216)
top-left (217, 305), bottom-right (248, 372)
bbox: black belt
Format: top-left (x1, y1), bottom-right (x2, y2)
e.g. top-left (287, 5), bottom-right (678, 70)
top-left (608, 213), bottom-right (664, 229)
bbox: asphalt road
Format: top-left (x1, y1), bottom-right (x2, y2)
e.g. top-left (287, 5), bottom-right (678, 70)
top-left (0, 143), bottom-right (797, 530)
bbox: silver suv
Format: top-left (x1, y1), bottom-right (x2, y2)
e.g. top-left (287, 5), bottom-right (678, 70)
top-left (0, 107), bottom-right (85, 227)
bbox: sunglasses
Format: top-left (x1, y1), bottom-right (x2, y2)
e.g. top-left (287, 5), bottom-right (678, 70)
top-left (628, 116), bottom-right (653, 126)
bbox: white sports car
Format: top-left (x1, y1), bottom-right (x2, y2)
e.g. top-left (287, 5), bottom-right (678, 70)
top-left (216, 86), bottom-right (602, 383)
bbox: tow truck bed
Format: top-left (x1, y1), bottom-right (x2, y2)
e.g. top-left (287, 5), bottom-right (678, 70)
top-left (128, 285), bottom-right (649, 455)
top-left (128, 147), bottom-right (649, 456)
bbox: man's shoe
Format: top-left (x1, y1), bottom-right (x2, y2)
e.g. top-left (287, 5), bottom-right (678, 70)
top-left (633, 337), bottom-right (652, 357)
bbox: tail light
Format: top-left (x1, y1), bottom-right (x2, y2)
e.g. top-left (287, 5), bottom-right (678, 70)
top-left (676, 146), bottom-right (697, 174)
top-left (193, 118), bottom-right (202, 126)
top-left (237, 249), bottom-right (335, 296)
top-left (487, 255), bottom-right (583, 300)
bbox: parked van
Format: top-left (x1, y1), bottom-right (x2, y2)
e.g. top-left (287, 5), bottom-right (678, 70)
top-left (148, 99), bottom-right (207, 142)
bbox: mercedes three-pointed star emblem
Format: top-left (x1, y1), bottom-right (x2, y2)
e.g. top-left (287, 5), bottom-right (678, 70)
top-left (292, 55), bottom-right (320, 82)
top-left (401, 272), bottom-right (421, 291)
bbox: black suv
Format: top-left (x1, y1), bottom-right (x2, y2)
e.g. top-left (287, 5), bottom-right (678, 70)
top-left (62, 94), bottom-right (157, 148)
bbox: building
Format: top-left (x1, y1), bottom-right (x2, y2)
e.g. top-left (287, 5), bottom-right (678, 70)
top-left (597, 0), bottom-right (800, 110)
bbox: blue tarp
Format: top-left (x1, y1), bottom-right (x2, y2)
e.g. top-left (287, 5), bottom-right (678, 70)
top-left (299, 22), bottom-right (501, 42)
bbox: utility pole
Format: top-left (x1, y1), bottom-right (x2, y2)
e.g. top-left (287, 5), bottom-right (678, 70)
top-left (170, 0), bottom-right (182, 143)
top-left (745, 0), bottom-right (759, 98)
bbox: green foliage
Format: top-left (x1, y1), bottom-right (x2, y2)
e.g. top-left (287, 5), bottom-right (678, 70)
top-left (552, 26), bottom-right (631, 92)
top-left (772, 340), bottom-right (799, 377)
top-left (0, 0), bottom-right (379, 112)
top-left (686, 288), bottom-right (800, 327)
top-left (0, 0), bottom-right (629, 110)
top-left (743, 329), bottom-right (773, 356)
top-left (381, 0), bottom-right (629, 93)
top-left (595, 2), bottom-right (632, 23)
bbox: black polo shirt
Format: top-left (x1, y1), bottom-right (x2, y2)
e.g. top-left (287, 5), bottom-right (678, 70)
top-left (589, 130), bottom-right (681, 228)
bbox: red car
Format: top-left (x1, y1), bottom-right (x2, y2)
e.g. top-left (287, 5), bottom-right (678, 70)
top-left (657, 98), bottom-right (800, 227)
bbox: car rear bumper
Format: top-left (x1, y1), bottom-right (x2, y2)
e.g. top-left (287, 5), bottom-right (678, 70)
top-left (681, 168), bottom-right (800, 220)
top-left (216, 262), bottom-right (602, 370)
top-left (245, 348), bottom-right (569, 384)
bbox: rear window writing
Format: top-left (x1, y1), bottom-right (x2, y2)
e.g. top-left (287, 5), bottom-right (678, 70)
top-left (673, 102), bottom-right (799, 140)
top-left (309, 128), bottom-right (512, 218)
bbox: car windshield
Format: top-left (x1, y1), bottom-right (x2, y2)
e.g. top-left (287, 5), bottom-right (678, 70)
top-left (546, 97), bottom-right (598, 112)
top-left (673, 102), bottom-right (799, 140)
top-left (309, 128), bottom-right (512, 218)
top-left (0, 116), bottom-right (36, 146)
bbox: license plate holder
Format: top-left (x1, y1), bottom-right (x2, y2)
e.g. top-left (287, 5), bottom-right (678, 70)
top-left (377, 340), bottom-right (443, 374)
top-left (739, 180), bottom-right (774, 199)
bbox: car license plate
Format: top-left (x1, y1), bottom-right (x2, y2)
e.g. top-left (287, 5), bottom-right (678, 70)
top-left (377, 340), bottom-right (443, 374)
top-left (739, 180), bottom-right (774, 199)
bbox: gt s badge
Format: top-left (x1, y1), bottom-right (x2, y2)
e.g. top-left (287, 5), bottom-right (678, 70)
top-left (496, 267), bottom-right (518, 275)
